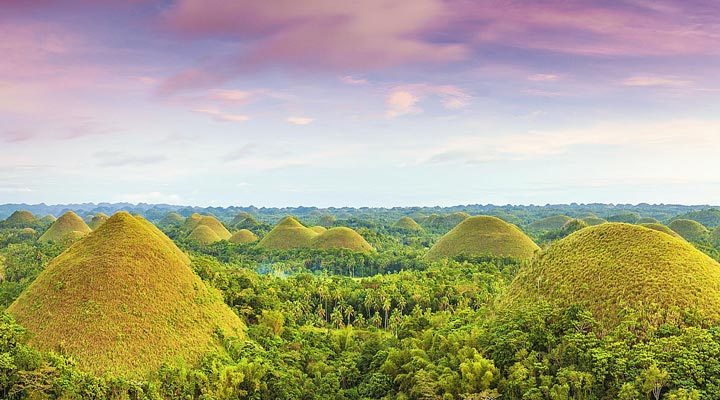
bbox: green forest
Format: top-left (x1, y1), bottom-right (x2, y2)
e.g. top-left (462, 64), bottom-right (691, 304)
top-left (1, 204), bottom-right (720, 399)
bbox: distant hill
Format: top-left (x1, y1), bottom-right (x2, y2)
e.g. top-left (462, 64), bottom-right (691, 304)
top-left (39, 211), bottom-right (91, 243)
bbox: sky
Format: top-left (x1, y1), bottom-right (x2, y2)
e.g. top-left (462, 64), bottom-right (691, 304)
top-left (1, 0), bottom-right (720, 207)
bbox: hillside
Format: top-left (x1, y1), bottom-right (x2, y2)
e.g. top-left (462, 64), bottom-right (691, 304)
top-left (187, 225), bottom-right (222, 244)
top-left (1, 210), bottom-right (38, 228)
top-left (195, 215), bottom-right (232, 240)
top-left (88, 213), bottom-right (109, 230)
top-left (257, 216), bottom-right (318, 250)
top-left (669, 219), bottom-right (710, 242)
top-left (38, 211), bottom-right (92, 243)
top-left (229, 229), bottom-right (258, 244)
top-left (394, 216), bottom-right (423, 231)
top-left (528, 215), bottom-right (573, 231)
top-left (311, 227), bottom-right (373, 253)
top-left (7, 212), bottom-right (244, 377)
top-left (639, 222), bottom-right (682, 238)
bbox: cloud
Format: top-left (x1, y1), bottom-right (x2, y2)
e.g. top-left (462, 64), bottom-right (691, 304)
top-left (192, 108), bottom-right (249, 122)
top-left (0, 187), bottom-right (32, 193)
top-left (528, 74), bottom-right (560, 82)
top-left (621, 76), bottom-right (692, 87)
top-left (223, 144), bottom-right (257, 162)
top-left (340, 75), bottom-right (368, 85)
top-left (385, 84), bottom-right (470, 117)
top-left (95, 151), bottom-right (167, 167)
top-left (159, 0), bottom-right (466, 93)
top-left (287, 117), bottom-right (314, 125)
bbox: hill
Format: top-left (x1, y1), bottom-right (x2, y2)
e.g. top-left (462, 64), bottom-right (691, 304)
top-left (674, 208), bottom-right (720, 229)
top-left (40, 215), bottom-right (57, 224)
top-left (257, 216), bottom-right (318, 250)
top-left (504, 223), bottom-right (720, 330)
top-left (159, 212), bottom-right (184, 226)
top-left (427, 216), bottom-right (539, 261)
top-left (39, 211), bottom-right (92, 243)
top-left (183, 213), bottom-right (203, 231)
top-left (607, 212), bottom-right (641, 223)
top-left (310, 226), bottom-right (327, 234)
top-left (230, 212), bottom-right (259, 228)
top-left (528, 215), bottom-right (573, 231)
top-left (228, 229), bottom-right (258, 244)
top-left (195, 216), bottom-right (231, 240)
top-left (713, 227), bottom-right (720, 247)
top-left (669, 219), bottom-right (710, 242)
top-left (1, 210), bottom-right (38, 228)
top-left (639, 222), bottom-right (682, 238)
top-left (581, 216), bottom-right (606, 226)
top-left (636, 217), bottom-right (659, 224)
top-left (88, 213), bottom-right (109, 230)
top-left (394, 216), bottom-right (423, 231)
top-left (310, 227), bottom-right (373, 253)
top-left (187, 225), bottom-right (222, 244)
top-left (7, 212), bottom-right (244, 377)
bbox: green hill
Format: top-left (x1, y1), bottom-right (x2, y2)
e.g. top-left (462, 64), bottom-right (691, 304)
top-left (159, 212), bottom-right (184, 226)
top-left (195, 216), bottom-right (231, 240)
top-left (504, 223), bottom-right (720, 330)
top-left (230, 212), bottom-right (258, 228)
top-left (423, 212), bottom-right (470, 230)
top-left (319, 215), bottom-right (336, 226)
top-left (8, 212), bottom-right (244, 377)
top-left (257, 216), bottom-right (318, 250)
top-left (712, 227), bottom-right (720, 247)
top-left (310, 226), bottom-right (327, 234)
top-left (183, 213), bottom-right (203, 231)
top-left (639, 223), bottom-right (682, 239)
top-left (88, 213), bottom-right (109, 230)
top-left (394, 216), bottom-right (423, 231)
top-left (310, 227), bottom-right (373, 253)
top-left (39, 211), bottom-right (92, 243)
top-left (674, 208), bottom-right (720, 229)
top-left (229, 229), bottom-right (258, 244)
top-left (528, 215), bottom-right (573, 231)
top-left (187, 225), bottom-right (222, 244)
top-left (1, 210), bottom-right (38, 228)
top-left (427, 216), bottom-right (539, 261)
top-left (636, 217), bottom-right (659, 224)
top-left (607, 212), bottom-right (641, 223)
top-left (581, 216), bottom-right (606, 226)
top-left (669, 219), bottom-right (710, 242)
top-left (40, 215), bottom-right (57, 225)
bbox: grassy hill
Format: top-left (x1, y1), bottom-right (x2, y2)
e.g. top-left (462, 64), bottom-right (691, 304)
top-left (257, 216), bottom-right (318, 250)
top-left (183, 213), bottom-right (203, 231)
top-left (528, 215), bottom-right (572, 231)
top-left (581, 216), bottom-right (606, 226)
top-left (8, 212), bottom-right (244, 377)
top-left (88, 213), bottom-right (109, 230)
top-left (607, 212), bottom-right (641, 223)
top-left (39, 211), bottom-right (92, 243)
top-left (713, 227), bottom-right (720, 247)
top-left (504, 223), bottom-right (720, 330)
top-left (195, 216), bottom-right (231, 240)
top-left (636, 217), bottom-right (659, 224)
top-left (673, 208), bottom-right (720, 229)
top-left (394, 216), bottom-right (423, 231)
top-left (311, 227), bottom-right (373, 253)
top-left (1, 210), bottom-right (38, 228)
top-left (159, 212), bottom-right (184, 226)
top-left (669, 219), bottom-right (710, 242)
top-left (229, 229), bottom-right (258, 244)
top-left (427, 216), bottom-right (539, 261)
top-left (187, 225), bottom-right (222, 244)
top-left (310, 226), bottom-right (327, 234)
top-left (639, 222), bottom-right (682, 238)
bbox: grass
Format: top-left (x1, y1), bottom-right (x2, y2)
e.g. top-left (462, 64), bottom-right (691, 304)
top-left (187, 225), bottom-right (222, 244)
top-left (637, 217), bottom-right (659, 224)
top-left (257, 216), bottom-right (318, 250)
top-left (88, 213), bottom-right (109, 230)
top-left (674, 208), bottom-right (720, 229)
top-left (183, 213), bottom-right (203, 231)
top-left (607, 212), bottom-right (641, 223)
top-left (8, 212), bottom-right (244, 377)
top-left (713, 227), bottom-right (720, 247)
top-left (1, 210), bottom-right (37, 228)
top-left (668, 219), bottom-right (710, 242)
top-left (39, 211), bottom-right (92, 243)
top-left (40, 215), bottom-right (57, 224)
top-left (528, 215), bottom-right (573, 231)
top-left (310, 227), bottom-right (374, 253)
top-left (504, 223), bottom-right (720, 331)
top-left (427, 216), bottom-right (539, 261)
top-left (319, 215), bottom-right (336, 226)
top-left (639, 223), bottom-right (682, 239)
top-left (310, 226), bottom-right (327, 234)
top-left (394, 216), bottom-right (423, 231)
top-left (160, 212), bottom-right (184, 226)
top-left (422, 212), bottom-right (470, 229)
top-left (581, 216), bottom-right (607, 226)
top-left (230, 212), bottom-right (257, 227)
top-left (229, 229), bottom-right (258, 244)
top-left (195, 216), bottom-right (231, 240)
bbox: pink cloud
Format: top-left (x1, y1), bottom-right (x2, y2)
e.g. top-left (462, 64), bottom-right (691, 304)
top-left (192, 107), bottom-right (250, 122)
top-left (386, 84), bottom-right (471, 117)
top-left (159, 0), bottom-right (467, 93)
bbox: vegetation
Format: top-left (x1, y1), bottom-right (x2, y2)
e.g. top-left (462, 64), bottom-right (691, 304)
top-left (674, 208), bottom-right (720, 228)
top-left (8, 212), bottom-right (244, 377)
top-left (38, 211), bottom-right (91, 243)
top-left (310, 227), bottom-right (374, 253)
top-left (159, 212), bottom-right (184, 227)
top-left (87, 212), bottom-right (109, 230)
top-left (228, 229), bottom-right (258, 244)
top-left (195, 215), bottom-right (232, 240)
top-left (528, 215), bottom-right (573, 231)
top-left (669, 219), bottom-right (710, 242)
top-left (257, 216), bottom-right (318, 250)
top-left (607, 212), bottom-right (641, 223)
top-left (187, 224), bottom-right (222, 244)
top-left (394, 216), bottom-right (423, 231)
top-left (640, 222), bottom-right (683, 238)
top-left (428, 216), bottom-right (539, 261)
top-left (581, 216), bottom-right (606, 226)
top-left (0, 211), bottom-right (38, 229)
top-left (506, 223), bottom-right (720, 330)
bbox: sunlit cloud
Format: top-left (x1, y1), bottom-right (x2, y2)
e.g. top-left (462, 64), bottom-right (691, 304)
top-left (621, 76), bottom-right (692, 87)
top-left (287, 117), bottom-right (314, 125)
top-left (340, 75), bottom-right (368, 85)
top-left (192, 108), bottom-right (249, 122)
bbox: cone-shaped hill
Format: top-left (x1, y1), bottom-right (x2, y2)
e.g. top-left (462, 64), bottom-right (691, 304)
top-left (669, 219), bottom-right (710, 242)
top-left (639, 223), bottom-right (682, 239)
top-left (581, 216), bottom-right (606, 226)
top-left (229, 229), bottom-right (258, 244)
top-left (39, 211), bottom-right (91, 243)
top-left (40, 215), bottom-right (57, 224)
top-left (310, 226), bottom-right (327, 234)
top-left (311, 227), bottom-right (373, 253)
top-left (1, 210), bottom-right (38, 228)
top-left (160, 212), bottom-right (184, 226)
top-left (504, 223), bottom-right (720, 330)
top-left (187, 225), bottom-right (222, 244)
top-left (195, 216), bottom-right (231, 240)
top-left (637, 217), bottom-right (659, 224)
top-left (528, 215), bottom-right (573, 231)
top-left (713, 227), bottom-right (720, 247)
top-left (8, 212), bottom-right (244, 377)
top-left (395, 216), bottom-right (423, 231)
top-left (88, 213), bottom-right (109, 230)
top-left (183, 213), bottom-right (203, 231)
top-left (230, 212), bottom-right (256, 227)
top-left (257, 216), bottom-right (318, 250)
top-left (427, 216), bottom-right (539, 261)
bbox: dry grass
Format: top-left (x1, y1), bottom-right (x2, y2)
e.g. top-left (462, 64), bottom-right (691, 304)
top-left (8, 212), bottom-right (244, 377)
top-left (257, 216), bottom-right (318, 250)
top-left (88, 213), bottom-right (109, 230)
top-left (195, 216), bottom-right (231, 240)
top-left (39, 211), bottom-right (91, 243)
top-left (1, 210), bottom-right (37, 228)
top-left (529, 215), bottom-right (573, 231)
top-left (581, 216), bottom-right (607, 226)
top-left (668, 219), bottom-right (709, 242)
top-left (427, 216), bottom-right (539, 261)
top-left (504, 223), bottom-right (720, 330)
top-left (394, 216), bottom-right (423, 231)
top-left (310, 227), bottom-right (374, 253)
top-left (229, 229), bottom-right (258, 244)
top-left (309, 226), bottom-right (327, 234)
top-left (639, 223), bottom-right (682, 239)
top-left (187, 225), bottom-right (222, 244)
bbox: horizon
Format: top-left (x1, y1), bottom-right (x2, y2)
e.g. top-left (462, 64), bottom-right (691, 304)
top-left (2, 1), bottom-right (719, 206)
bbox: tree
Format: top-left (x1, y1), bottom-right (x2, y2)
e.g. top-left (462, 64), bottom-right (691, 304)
top-left (640, 365), bottom-right (669, 400)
